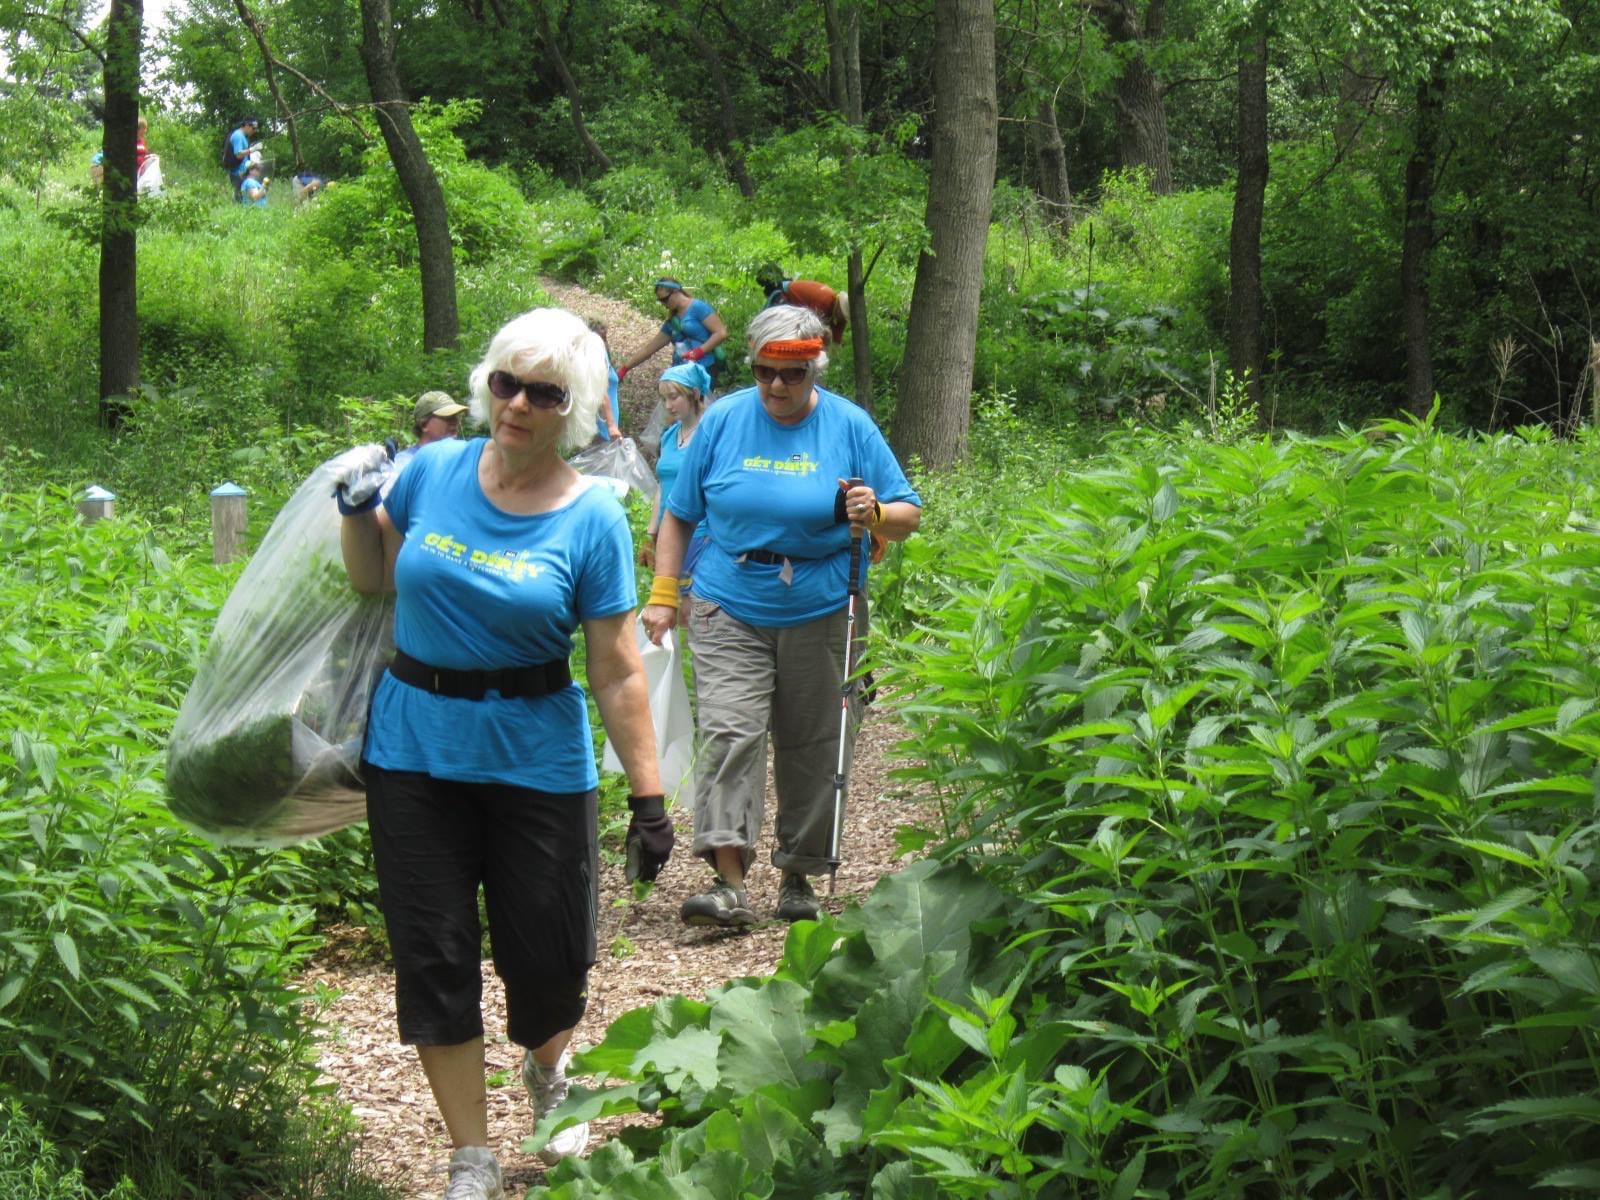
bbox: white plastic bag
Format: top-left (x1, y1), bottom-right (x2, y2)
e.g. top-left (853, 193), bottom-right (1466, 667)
top-left (137, 154), bottom-right (162, 196)
top-left (568, 435), bottom-right (657, 497)
top-left (166, 445), bottom-right (396, 846)
top-left (602, 626), bottom-right (695, 810)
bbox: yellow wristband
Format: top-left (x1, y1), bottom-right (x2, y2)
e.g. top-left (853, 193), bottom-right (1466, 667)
top-left (648, 574), bottom-right (682, 609)
top-left (870, 500), bottom-right (885, 528)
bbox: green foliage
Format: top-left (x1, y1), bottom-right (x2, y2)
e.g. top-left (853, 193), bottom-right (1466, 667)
top-left (527, 860), bottom-right (1025, 1197)
top-left (532, 420), bottom-right (1600, 1197)
top-left (976, 172), bottom-right (1230, 424)
top-left (745, 120), bottom-right (928, 266)
top-left (0, 1103), bottom-right (136, 1200)
top-left (0, 490), bottom-right (396, 1199)
top-left (295, 100), bottom-right (533, 271)
top-left (883, 420), bottom-right (1600, 1194)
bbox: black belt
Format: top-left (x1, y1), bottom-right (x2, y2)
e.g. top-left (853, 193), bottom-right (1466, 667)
top-left (388, 649), bottom-right (572, 700)
top-left (743, 549), bottom-right (820, 566)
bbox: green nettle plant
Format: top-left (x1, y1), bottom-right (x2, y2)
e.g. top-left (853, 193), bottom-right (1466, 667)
top-left (527, 418), bottom-right (1600, 1198)
top-left (0, 490), bottom-right (395, 1200)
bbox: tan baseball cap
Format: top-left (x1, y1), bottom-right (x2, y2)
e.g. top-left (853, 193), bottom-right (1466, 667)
top-left (414, 391), bottom-right (467, 425)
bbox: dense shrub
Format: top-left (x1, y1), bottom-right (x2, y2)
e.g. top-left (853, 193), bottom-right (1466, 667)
top-left (884, 420), bottom-right (1600, 1194)
top-left (527, 421), bottom-right (1600, 1197)
top-left (0, 491), bottom-right (397, 1199)
top-left (294, 100), bottom-right (532, 271)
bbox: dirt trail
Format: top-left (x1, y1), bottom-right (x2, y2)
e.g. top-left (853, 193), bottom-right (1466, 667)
top-left (300, 281), bottom-right (932, 1198)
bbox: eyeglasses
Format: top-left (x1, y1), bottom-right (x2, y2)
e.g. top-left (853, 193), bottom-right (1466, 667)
top-left (486, 370), bottom-right (567, 409)
top-left (752, 363), bottom-right (812, 386)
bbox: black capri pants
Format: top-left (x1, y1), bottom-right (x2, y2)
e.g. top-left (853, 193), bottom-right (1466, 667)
top-left (363, 763), bottom-right (598, 1050)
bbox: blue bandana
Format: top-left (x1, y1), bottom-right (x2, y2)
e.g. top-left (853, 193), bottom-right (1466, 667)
top-left (659, 362), bottom-right (712, 396)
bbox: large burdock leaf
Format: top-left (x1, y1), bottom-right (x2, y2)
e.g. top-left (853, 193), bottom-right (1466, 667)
top-left (711, 979), bottom-right (828, 1100)
top-left (833, 859), bottom-right (1010, 987)
top-left (815, 965), bottom-right (938, 1152)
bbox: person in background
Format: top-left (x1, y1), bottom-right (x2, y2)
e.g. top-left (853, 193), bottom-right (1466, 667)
top-left (640, 306), bottom-right (920, 929)
top-left (587, 319), bottom-right (623, 442)
top-left (639, 361), bottom-right (713, 648)
top-left (227, 117), bottom-right (260, 197)
top-left (135, 116), bottom-right (163, 196)
top-left (615, 280), bottom-right (729, 390)
top-left (393, 391), bottom-right (468, 468)
top-left (755, 263), bottom-right (850, 346)
top-left (335, 307), bottom-right (672, 1199)
top-left (239, 161), bottom-right (269, 207)
top-left (292, 168), bottom-right (328, 204)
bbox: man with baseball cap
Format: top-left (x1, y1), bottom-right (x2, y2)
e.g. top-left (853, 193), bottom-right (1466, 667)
top-left (394, 391), bottom-right (467, 467)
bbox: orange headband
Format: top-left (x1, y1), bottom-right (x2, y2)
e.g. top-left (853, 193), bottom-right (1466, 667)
top-left (758, 338), bottom-right (825, 360)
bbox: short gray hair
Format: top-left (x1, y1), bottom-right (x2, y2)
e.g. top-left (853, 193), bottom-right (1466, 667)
top-left (466, 308), bottom-right (607, 454)
top-left (745, 305), bottom-right (830, 374)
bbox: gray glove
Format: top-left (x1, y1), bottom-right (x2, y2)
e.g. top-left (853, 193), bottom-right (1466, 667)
top-left (327, 444), bottom-right (393, 516)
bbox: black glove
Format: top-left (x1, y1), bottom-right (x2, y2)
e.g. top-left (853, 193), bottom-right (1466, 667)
top-left (624, 794), bottom-right (674, 883)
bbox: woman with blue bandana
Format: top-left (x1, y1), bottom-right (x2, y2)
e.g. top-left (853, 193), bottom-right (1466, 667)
top-left (615, 279), bottom-right (729, 390)
top-left (639, 306), bottom-right (921, 930)
top-left (640, 362), bottom-right (713, 628)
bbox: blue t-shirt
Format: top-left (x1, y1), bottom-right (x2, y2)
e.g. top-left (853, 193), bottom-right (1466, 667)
top-left (229, 129), bottom-right (252, 181)
top-left (240, 176), bottom-right (267, 206)
top-left (596, 364), bottom-right (621, 440)
top-left (656, 421), bottom-right (709, 542)
top-left (666, 387), bottom-right (920, 627)
top-left (365, 438), bottom-right (637, 790)
top-left (661, 299), bottom-right (717, 364)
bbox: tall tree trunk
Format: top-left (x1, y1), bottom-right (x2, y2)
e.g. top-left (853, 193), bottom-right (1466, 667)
top-left (1230, 20), bottom-right (1268, 416)
top-left (892, 0), bottom-right (997, 470)
top-left (822, 0), bottom-right (850, 112)
top-left (1402, 67), bottom-right (1446, 418)
top-left (1089, 0), bottom-right (1173, 194)
top-left (359, 0), bottom-right (459, 351)
top-left (534, 1), bottom-right (610, 173)
top-left (672, 6), bottom-right (754, 197)
top-left (1034, 93), bottom-right (1073, 227)
top-left (99, 0), bottom-right (142, 432)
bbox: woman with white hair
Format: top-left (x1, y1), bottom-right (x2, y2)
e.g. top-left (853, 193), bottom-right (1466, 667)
top-left (337, 307), bottom-right (673, 1199)
top-left (640, 306), bottom-right (920, 929)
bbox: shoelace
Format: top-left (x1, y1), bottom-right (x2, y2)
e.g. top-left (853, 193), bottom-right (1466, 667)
top-left (442, 1160), bottom-right (499, 1200)
top-left (528, 1060), bottom-right (570, 1115)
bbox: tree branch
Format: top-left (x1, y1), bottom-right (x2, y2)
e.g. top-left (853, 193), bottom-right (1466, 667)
top-left (226, 1), bottom-right (370, 146)
top-left (20, 8), bottom-right (105, 65)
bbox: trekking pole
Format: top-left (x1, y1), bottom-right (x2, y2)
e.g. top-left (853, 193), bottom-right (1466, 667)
top-left (827, 477), bottom-right (867, 896)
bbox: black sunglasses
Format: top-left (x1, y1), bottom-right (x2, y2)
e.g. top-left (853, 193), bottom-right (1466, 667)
top-left (486, 370), bottom-right (567, 409)
top-left (751, 363), bottom-right (811, 386)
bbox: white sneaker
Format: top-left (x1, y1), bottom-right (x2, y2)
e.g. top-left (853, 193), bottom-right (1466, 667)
top-left (442, 1145), bottom-right (504, 1200)
top-left (522, 1049), bottom-right (590, 1164)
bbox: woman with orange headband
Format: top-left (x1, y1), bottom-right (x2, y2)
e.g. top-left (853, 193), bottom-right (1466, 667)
top-left (640, 305), bottom-right (921, 928)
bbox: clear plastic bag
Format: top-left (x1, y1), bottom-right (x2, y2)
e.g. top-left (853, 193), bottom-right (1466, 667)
top-left (636, 399), bottom-right (669, 461)
top-left (166, 445), bottom-right (396, 846)
top-left (568, 435), bottom-right (657, 497)
top-left (601, 626), bottom-right (696, 811)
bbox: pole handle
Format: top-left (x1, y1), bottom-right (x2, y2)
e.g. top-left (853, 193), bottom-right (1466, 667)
top-left (843, 477), bottom-right (866, 597)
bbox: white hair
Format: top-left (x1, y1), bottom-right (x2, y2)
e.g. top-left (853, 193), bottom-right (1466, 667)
top-left (467, 308), bottom-right (607, 454)
top-left (746, 305), bottom-right (830, 374)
